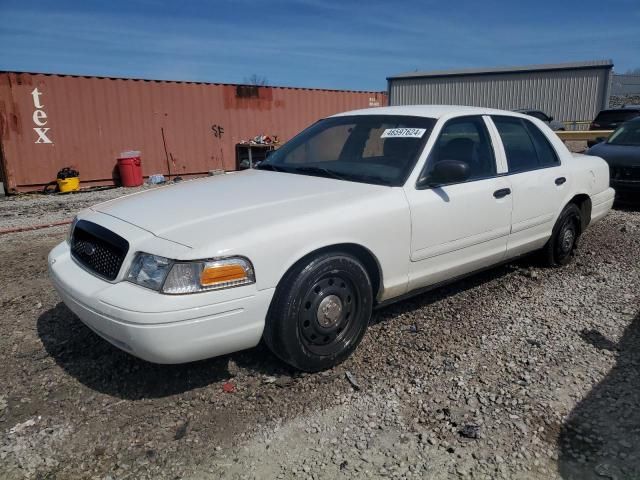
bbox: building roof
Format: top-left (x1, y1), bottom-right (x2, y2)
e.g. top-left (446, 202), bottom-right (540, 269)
top-left (388, 60), bottom-right (614, 81)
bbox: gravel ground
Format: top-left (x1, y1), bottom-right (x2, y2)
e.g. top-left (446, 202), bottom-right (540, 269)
top-left (0, 185), bottom-right (156, 231)
top-left (0, 191), bottom-right (638, 480)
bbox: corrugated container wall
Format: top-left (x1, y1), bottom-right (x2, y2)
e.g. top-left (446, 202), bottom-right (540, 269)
top-left (0, 72), bottom-right (387, 193)
top-left (388, 61), bottom-right (613, 123)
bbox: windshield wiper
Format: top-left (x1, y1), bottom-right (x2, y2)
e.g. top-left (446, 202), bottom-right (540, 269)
top-left (346, 173), bottom-right (393, 186)
top-left (323, 170), bottom-right (393, 186)
top-left (260, 164), bottom-right (393, 186)
top-left (292, 166), bottom-right (348, 181)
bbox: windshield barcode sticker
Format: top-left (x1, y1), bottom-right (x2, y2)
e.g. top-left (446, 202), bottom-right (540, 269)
top-left (381, 128), bottom-right (426, 138)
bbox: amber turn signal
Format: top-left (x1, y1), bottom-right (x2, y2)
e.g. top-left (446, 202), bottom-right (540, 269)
top-left (201, 263), bottom-right (248, 286)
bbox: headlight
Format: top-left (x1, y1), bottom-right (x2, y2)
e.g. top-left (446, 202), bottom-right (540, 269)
top-left (163, 257), bottom-right (255, 294)
top-left (67, 216), bottom-right (78, 244)
top-left (126, 253), bottom-right (255, 294)
top-left (127, 253), bottom-right (173, 290)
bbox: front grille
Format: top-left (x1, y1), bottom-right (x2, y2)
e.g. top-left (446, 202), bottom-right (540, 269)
top-left (71, 220), bottom-right (129, 280)
top-left (610, 165), bottom-right (640, 182)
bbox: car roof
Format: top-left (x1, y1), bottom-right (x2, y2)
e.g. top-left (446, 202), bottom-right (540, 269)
top-left (598, 106), bottom-right (640, 113)
top-left (330, 105), bottom-right (529, 120)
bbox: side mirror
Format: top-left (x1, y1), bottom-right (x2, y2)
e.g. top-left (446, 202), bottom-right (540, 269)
top-left (418, 160), bottom-right (470, 188)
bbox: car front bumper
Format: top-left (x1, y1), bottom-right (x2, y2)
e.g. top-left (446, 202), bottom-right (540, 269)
top-left (48, 241), bottom-right (274, 364)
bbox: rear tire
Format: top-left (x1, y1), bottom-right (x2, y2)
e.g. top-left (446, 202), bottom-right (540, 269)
top-left (542, 203), bottom-right (582, 267)
top-left (263, 252), bottom-right (373, 372)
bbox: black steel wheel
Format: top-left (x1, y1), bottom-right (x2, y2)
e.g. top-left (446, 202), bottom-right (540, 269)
top-left (263, 252), bottom-right (373, 372)
top-left (298, 273), bottom-right (361, 356)
top-left (543, 203), bottom-right (582, 267)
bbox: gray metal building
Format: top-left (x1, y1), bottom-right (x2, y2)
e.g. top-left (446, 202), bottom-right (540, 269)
top-left (388, 60), bottom-right (614, 122)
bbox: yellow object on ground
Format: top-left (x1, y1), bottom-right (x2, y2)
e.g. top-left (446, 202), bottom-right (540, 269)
top-left (57, 177), bottom-right (80, 193)
top-left (555, 130), bottom-right (613, 141)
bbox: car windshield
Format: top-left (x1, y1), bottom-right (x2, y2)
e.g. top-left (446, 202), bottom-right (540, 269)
top-left (607, 121), bottom-right (640, 146)
top-left (257, 115), bottom-right (436, 186)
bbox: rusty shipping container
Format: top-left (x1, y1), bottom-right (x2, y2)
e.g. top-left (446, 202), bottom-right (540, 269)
top-left (0, 72), bottom-right (387, 193)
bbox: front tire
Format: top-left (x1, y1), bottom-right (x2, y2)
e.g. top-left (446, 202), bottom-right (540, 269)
top-left (543, 203), bottom-right (582, 267)
top-left (263, 252), bottom-right (373, 372)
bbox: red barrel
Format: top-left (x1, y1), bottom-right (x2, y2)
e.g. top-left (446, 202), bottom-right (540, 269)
top-left (117, 151), bottom-right (143, 187)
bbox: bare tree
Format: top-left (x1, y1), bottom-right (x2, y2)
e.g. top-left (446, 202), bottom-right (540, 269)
top-left (244, 74), bottom-right (268, 86)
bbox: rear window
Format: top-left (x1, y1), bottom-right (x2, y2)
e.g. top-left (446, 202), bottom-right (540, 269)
top-left (594, 110), bottom-right (640, 124)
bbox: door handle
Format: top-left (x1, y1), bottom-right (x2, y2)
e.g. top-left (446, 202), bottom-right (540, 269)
top-left (555, 177), bottom-right (566, 185)
top-left (493, 188), bottom-right (511, 199)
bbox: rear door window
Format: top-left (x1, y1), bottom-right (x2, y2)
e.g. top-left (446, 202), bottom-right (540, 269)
top-left (493, 116), bottom-right (560, 173)
top-left (522, 119), bottom-right (559, 167)
top-left (492, 117), bottom-right (539, 173)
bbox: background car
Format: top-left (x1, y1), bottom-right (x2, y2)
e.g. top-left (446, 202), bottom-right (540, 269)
top-left (513, 109), bottom-right (565, 131)
top-left (588, 105), bottom-right (640, 147)
top-left (587, 116), bottom-right (640, 195)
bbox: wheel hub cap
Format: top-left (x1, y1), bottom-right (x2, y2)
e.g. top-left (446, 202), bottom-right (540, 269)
top-left (317, 295), bottom-right (343, 328)
top-left (561, 228), bottom-right (574, 252)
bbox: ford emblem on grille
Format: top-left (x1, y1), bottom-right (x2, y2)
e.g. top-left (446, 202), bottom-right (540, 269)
top-left (83, 243), bottom-right (97, 256)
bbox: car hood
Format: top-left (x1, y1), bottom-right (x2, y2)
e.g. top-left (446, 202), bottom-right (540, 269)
top-left (92, 170), bottom-right (388, 249)
top-left (586, 143), bottom-right (640, 166)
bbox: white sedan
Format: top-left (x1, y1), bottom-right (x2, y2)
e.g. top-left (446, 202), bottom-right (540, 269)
top-left (48, 106), bottom-right (615, 371)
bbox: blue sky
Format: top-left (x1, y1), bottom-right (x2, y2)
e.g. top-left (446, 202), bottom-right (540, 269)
top-left (1, 0), bottom-right (638, 91)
